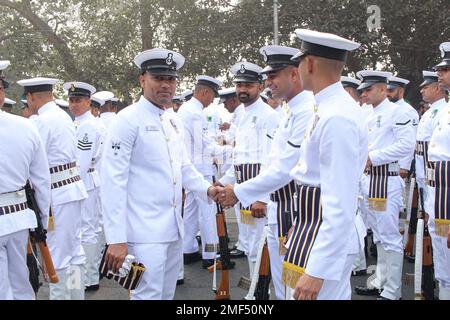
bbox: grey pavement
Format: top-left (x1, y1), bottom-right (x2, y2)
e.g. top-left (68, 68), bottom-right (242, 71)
top-left (36, 208), bottom-right (426, 300)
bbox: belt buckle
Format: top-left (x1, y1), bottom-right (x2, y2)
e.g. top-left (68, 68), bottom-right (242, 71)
top-left (16, 190), bottom-right (24, 198)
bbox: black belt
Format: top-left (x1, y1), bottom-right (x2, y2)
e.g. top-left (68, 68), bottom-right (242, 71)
top-left (50, 161), bottom-right (77, 174)
top-left (51, 175), bottom-right (81, 190)
top-left (0, 202), bottom-right (28, 216)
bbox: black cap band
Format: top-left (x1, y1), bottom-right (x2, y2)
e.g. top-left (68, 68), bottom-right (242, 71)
top-left (23, 84), bottom-right (53, 94)
top-left (68, 87), bottom-right (91, 97)
top-left (197, 80), bottom-right (220, 94)
top-left (91, 101), bottom-right (101, 108)
top-left (141, 58), bottom-right (178, 76)
top-left (233, 69), bottom-right (261, 83)
top-left (342, 81), bottom-right (359, 89)
top-left (300, 41), bottom-right (348, 62)
top-left (388, 81), bottom-right (407, 89)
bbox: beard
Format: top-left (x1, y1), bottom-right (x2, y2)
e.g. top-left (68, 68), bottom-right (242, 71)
top-left (238, 93), bottom-right (256, 104)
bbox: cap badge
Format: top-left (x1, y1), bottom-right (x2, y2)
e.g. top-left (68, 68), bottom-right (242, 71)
top-left (240, 64), bottom-right (246, 74)
top-left (70, 84), bottom-right (76, 92)
top-left (263, 50), bottom-right (268, 62)
top-left (166, 53), bottom-right (174, 65)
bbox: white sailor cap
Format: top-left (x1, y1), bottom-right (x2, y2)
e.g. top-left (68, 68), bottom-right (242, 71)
top-left (341, 76), bottom-right (361, 89)
top-left (91, 96), bottom-right (105, 108)
top-left (387, 76), bottom-right (409, 90)
top-left (260, 88), bottom-right (272, 101)
top-left (0, 60), bottom-right (11, 89)
top-left (259, 45), bottom-right (301, 74)
top-left (356, 70), bottom-right (392, 91)
top-left (196, 75), bottom-right (222, 96)
top-left (218, 87), bottom-right (236, 104)
top-left (181, 89), bottom-right (193, 101)
top-left (3, 98), bottom-right (16, 107)
top-left (92, 91), bottom-right (114, 103)
top-left (55, 99), bottom-right (69, 108)
top-left (291, 29), bottom-right (360, 62)
top-left (63, 81), bottom-right (96, 97)
top-left (17, 77), bottom-right (59, 94)
top-left (230, 61), bottom-right (263, 83)
top-left (434, 42), bottom-right (450, 70)
top-left (19, 100), bottom-right (28, 110)
top-left (420, 70), bottom-right (439, 88)
top-left (172, 95), bottom-right (183, 104)
top-left (134, 48), bottom-right (185, 77)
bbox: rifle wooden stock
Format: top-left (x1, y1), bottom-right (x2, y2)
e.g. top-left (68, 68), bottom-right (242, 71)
top-left (25, 182), bottom-right (59, 284)
top-left (38, 241), bottom-right (59, 283)
top-left (254, 243), bottom-right (271, 300)
top-left (214, 206), bottom-right (231, 300)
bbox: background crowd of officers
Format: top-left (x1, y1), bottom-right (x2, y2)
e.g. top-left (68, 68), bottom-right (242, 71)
top-left (0, 28), bottom-right (449, 301)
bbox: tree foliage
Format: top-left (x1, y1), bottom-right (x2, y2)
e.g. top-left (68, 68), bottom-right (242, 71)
top-left (0, 0), bottom-right (448, 106)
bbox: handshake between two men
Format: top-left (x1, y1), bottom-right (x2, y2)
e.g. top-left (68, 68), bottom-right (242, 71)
top-left (207, 182), bottom-right (267, 218)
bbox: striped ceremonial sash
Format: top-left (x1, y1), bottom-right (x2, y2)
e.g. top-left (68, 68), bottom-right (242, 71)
top-left (99, 247), bottom-right (146, 291)
top-left (434, 161), bottom-right (450, 237)
top-left (234, 163), bottom-right (261, 225)
top-left (368, 163), bottom-right (399, 212)
top-left (270, 180), bottom-right (299, 255)
top-left (416, 141), bottom-right (430, 176)
top-left (426, 161), bottom-right (436, 187)
top-left (282, 185), bottom-right (322, 289)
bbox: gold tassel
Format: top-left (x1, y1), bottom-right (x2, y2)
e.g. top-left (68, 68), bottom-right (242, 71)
top-left (240, 210), bottom-right (255, 225)
top-left (47, 207), bottom-right (55, 231)
top-left (368, 198), bottom-right (387, 212)
top-left (282, 261), bottom-right (305, 289)
top-left (278, 237), bottom-right (287, 256)
top-left (434, 219), bottom-right (450, 237)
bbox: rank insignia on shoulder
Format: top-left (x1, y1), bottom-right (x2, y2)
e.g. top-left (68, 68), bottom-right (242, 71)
top-left (170, 119), bottom-right (179, 134)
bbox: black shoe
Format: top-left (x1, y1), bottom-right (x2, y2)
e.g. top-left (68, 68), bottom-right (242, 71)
top-left (351, 269), bottom-right (367, 277)
top-left (184, 252), bottom-right (202, 265)
top-left (202, 259), bottom-right (215, 269)
top-left (229, 248), bottom-right (246, 259)
top-left (85, 284), bottom-right (100, 292)
top-left (176, 279), bottom-right (184, 286)
top-left (354, 286), bottom-right (380, 296)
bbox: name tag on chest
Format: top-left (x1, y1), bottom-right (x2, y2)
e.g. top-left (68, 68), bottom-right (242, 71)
top-left (146, 125), bottom-right (160, 132)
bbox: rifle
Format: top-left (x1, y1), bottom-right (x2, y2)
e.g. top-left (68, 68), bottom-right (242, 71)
top-left (26, 239), bottom-right (41, 293)
top-left (239, 226), bottom-right (271, 300)
top-left (418, 187), bottom-right (435, 300)
top-left (25, 182), bottom-right (59, 284)
top-left (212, 201), bottom-right (232, 300)
top-left (405, 178), bottom-right (419, 257)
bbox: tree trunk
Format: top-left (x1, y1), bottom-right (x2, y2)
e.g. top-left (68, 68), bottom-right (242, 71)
top-left (0, 0), bottom-right (80, 79)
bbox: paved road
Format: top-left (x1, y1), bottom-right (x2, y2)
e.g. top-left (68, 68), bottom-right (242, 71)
top-left (36, 208), bottom-right (427, 300)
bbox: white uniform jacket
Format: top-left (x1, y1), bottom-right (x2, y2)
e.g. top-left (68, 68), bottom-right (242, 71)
top-left (234, 91), bottom-right (315, 215)
top-left (0, 112), bottom-right (51, 237)
top-left (101, 96), bottom-right (211, 245)
top-left (289, 82), bottom-right (369, 281)
top-left (32, 101), bottom-right (87, 206)
top-left (220, 98), bottom-right (280, 186)
top-left (177, 97), bottom-right (232, 176)
top-left (74, 111), bottom-right (104, 192)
